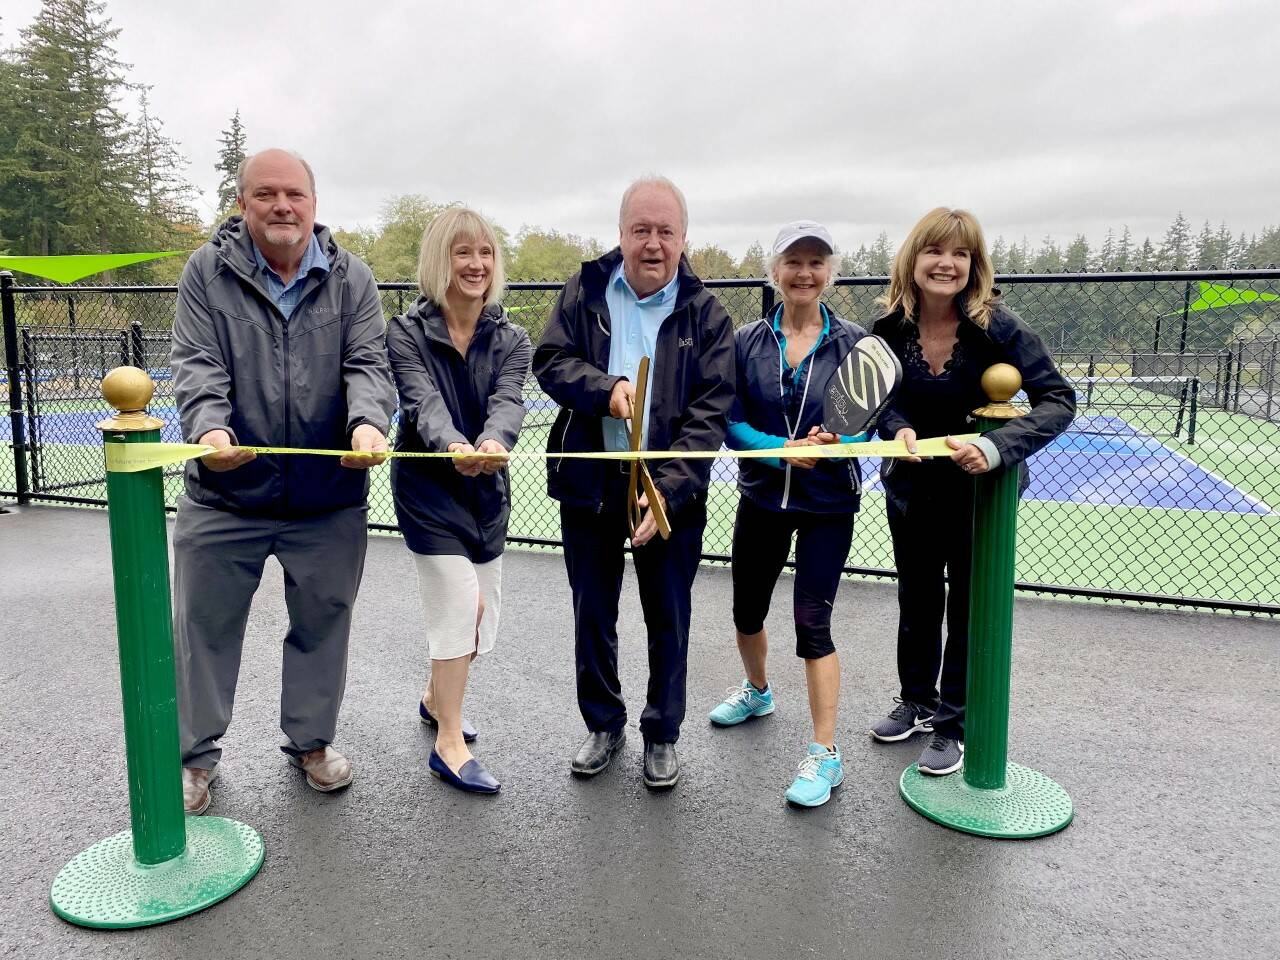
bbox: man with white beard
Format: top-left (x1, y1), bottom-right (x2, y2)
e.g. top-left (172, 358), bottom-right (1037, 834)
top-left (169, 148), bottom-right (396, 815)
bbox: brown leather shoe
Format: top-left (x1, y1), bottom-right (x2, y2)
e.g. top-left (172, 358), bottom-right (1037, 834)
top-left (290, 746), bottom-right (354, 792)
top-left (182, 766), bottom-right (217, 815)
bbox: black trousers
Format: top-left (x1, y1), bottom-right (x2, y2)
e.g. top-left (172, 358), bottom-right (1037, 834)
top-left (730, 495), bottom-right (855, 660)
top-left (559, 472), bottom-right (706, 744)
top-left (886, 471), bottom-right (974, 740)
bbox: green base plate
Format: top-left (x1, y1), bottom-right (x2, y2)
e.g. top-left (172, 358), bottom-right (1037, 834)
top-left (899, 761), bottom-right (1074, 839)
top-left (50, 816), bottom-right (264, 929)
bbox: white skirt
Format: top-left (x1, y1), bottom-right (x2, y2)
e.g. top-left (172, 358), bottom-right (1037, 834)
top-left (411, 552), bottom-right (503, 661)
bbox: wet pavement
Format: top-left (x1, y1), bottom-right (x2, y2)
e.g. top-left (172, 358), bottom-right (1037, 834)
top-left (1, 504), bottom-right (1276, 959)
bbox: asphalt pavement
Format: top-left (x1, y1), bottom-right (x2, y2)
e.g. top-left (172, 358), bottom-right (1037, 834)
top-left (1, 504), bottom-right (1276, 959)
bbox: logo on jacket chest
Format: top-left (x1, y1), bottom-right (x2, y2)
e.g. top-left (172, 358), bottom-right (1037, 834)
top-left (678, 337), bottom-right (694, 348)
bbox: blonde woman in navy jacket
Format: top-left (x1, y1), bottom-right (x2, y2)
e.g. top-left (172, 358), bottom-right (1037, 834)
top-left (388, 207), bottom-right (531, 794)
top-left (706, 220), bottom-right (871, 808)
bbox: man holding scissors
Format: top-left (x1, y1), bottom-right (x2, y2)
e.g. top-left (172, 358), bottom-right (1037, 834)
top-left (534, 176), bottom-right (735, 788)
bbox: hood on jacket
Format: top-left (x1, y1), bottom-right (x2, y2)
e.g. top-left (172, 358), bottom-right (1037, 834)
top-left (403, 296), bottom-right (508, 346)
top-left (209, 215), bottom-right (348, 283)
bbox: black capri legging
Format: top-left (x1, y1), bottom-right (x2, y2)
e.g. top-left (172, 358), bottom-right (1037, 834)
top-left (730, 495), bottom-right (855, 659)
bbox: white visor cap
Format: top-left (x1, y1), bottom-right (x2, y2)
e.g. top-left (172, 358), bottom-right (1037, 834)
top-left (771, 220), bottom-right (835, 256)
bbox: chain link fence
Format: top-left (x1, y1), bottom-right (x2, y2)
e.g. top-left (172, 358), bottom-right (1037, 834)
top-left (4, 269), bottom-right (1279, 615)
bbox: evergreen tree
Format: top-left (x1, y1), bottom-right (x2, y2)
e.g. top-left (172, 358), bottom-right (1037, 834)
top-left (1158, 212), bottom-right (1191, 270)
top-left (215, 109), bottom-right (247, 214)
top-left (1005, 238), bottom-right (1027, 273)
top-left (1064, 234), bottom-right (1091, 272)
top-left (4, 0), bottom-right (146, 255)
top-left (990, 236), bottom-right (1008, 273)
top-left (1194, 220), bottom-right (1218, 269)
top-left (1233, 231), bottom-right (1252, 268)
top-left (1135, 237), bottom-right (1157, 271)
top-left (868, 231), bottom-right (894, 275)
top-left (136, 88), bottom-right (197, 241)
top-left (1094, 229), bottom-right (1115, 272)
top-left (1246, 226), bottom-right (1280, 267)
top-left (1214, 222), bottom-right (1234, 269)
top-left (1032, 235), bottom-right (1063, 273)
top-left (840, 244), bottom-right (869, 277)
top-left (1114, 226), bottom-right (1133, 272)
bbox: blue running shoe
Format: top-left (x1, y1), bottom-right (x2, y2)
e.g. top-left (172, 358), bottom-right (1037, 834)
top-left (785, 743), bottom-right (844, 807)
top-left (708, 680), bottom-right (775, 727)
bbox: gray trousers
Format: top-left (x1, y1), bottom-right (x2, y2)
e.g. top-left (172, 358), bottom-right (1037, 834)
top-left (173, 497), bottom-right (369, 769)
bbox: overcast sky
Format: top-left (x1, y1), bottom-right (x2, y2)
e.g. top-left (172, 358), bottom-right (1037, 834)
top-left (5, 0), bottom-right (1277, 257)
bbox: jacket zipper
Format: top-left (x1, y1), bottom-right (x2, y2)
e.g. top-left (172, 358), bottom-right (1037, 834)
top-left (554, 409), bottom-right (573, 472)
top-left (769, 315), bottom-right (824, 512)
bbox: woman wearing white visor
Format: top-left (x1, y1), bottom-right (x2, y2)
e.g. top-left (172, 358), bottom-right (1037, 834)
top-left (707, 221), bottom-right (872, 807)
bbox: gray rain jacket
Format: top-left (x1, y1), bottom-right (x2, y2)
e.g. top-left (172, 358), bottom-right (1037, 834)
top-left (170, 216), bottom-right (396, 519)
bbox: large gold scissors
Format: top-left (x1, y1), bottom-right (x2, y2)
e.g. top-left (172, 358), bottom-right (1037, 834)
top-left (627, 355), bottom-right (672, 541)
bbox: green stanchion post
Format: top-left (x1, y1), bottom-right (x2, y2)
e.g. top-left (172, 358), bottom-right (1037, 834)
top-left (899, 363), bottom-right (1074, 839)
top-left (49, 367), bottom-right (264, 928)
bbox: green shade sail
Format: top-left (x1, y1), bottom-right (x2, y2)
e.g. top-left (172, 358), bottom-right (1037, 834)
top-left (0, 251), bottom-right (189, 284)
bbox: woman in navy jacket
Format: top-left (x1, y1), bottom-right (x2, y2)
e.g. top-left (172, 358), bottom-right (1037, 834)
top-left (388, 207), bottom-right (532, 794)
top-left (868, 207), bottom-right (1075, 776)
top-left (707, 220), bottom-right (870, 808)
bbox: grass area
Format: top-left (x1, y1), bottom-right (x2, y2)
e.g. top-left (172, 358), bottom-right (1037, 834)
top-left (7, 385), bottom-right (1280, 610)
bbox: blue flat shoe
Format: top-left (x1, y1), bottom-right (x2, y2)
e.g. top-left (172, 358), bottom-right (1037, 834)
top-left (419, 699), bottom-right (478, 743)
top-left (428, 750), bottom-right (500, 794)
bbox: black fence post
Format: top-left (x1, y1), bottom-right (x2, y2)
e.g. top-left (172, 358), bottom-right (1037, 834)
top-left (1187, 377), bottom-right (1199, 445)
top-left (1267, 339), bottom-right (1278, 422)
top-left (761, 283), bottom-right (775, 319)
top-left (1177, 281), bottom-right (1192, 375)
top-left (2, 272), bottom-right (31, 504)
top-left (130, 320), bottom-right (145, 369)
top-left (68, 295), bottom-right (80, 390)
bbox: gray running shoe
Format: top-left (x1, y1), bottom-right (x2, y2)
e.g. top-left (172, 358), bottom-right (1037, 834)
top-left (869, 698), bottom-right (935, 743)
top-left (917, 734), bottom-right (964, 776)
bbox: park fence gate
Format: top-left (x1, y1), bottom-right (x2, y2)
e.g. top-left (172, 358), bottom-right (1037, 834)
top-left (3, 269), bottom-right (1279, 615)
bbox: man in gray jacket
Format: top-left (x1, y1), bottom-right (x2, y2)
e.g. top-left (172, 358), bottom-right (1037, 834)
top-left (170, 148), bottom-right (396, 814)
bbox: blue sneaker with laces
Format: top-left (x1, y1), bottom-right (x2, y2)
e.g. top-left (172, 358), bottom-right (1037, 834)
top-left (784, 743), bottom-right (843, 807)
top-left (708, 679), bottom-right (775, 727)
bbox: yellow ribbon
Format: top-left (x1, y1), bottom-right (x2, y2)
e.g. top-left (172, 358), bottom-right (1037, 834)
top-left (104, 434), bottom-right (979, 474)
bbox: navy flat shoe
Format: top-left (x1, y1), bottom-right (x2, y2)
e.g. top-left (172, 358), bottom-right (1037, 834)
top-left (428, 750), bottom-right (500, 794)
top-left (419, 700), bottom-right (478, 742)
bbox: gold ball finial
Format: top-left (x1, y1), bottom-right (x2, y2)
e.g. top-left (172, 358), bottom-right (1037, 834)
top-left (101, 366), bottom-right (155, 413)
top-left (982, 363), bottom-right (1022, 403)
top-left (96, 366), bottom-right (165, 432)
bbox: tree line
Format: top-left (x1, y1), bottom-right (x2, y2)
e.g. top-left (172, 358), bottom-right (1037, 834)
top-left (1, 1), bottom-right (1277, 287)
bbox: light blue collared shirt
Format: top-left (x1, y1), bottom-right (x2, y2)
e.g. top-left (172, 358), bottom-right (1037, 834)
top-left (252, 232), bottom-right (330, 320)
top-left (602, 262), bottom-right (681, 452)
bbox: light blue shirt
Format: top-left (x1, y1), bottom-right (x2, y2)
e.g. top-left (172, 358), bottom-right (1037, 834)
top-left (252, 232), bottom-right (330, 321)
top-left (602, 261), bottom-right (681, 452)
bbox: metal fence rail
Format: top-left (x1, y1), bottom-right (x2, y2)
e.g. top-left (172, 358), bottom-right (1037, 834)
top-left (4, 269), bottom-right (1279, 615)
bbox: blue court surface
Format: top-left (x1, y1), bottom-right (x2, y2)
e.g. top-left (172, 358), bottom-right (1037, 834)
top-left (6, 406), bottom-right (1271, 516)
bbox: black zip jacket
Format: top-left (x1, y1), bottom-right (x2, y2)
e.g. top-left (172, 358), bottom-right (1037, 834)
top-left (872, 301), bottom-right (1076, 510)
top-left (533, 249), bottom-right (735, 513)
top-left (171, 216), bottom-right (396, 519)
top-left (732, 309), bottom-right (866, 514)
top-left (388, 298), bottom-right (532, 561)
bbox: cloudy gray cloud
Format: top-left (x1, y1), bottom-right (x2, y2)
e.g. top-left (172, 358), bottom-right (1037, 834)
top-left (5, 0), bottom-right (1276, 256)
